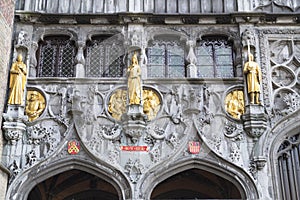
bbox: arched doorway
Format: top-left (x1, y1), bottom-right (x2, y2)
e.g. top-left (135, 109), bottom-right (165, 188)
top-left (27, 169), bottom-right (119, 200)
top-left (151, 169), bottom-right (242, 199)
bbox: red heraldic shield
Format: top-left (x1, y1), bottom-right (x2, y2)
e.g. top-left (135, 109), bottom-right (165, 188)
top-left (188, 141), bottom-right (200, 154)
top-left (68, 140), bottom-right (80, 155)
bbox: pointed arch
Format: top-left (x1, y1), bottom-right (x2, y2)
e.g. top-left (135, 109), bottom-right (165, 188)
top-left (6, 158), bottom-right (131, 200)
top-left (269, 109), bottom-right (300, 199)
top-left (139, 157), bottom-right (258, 199)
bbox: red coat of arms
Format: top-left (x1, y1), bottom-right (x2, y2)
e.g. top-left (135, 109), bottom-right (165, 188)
top-left (68, 140), bottom-right (80, 155)
top-left (188, 141), bottom-right (200, 154)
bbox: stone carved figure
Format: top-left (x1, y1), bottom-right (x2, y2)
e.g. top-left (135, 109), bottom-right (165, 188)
top-left (243, 53), bottom-right (261, 104)
top-left (25, 91), bottom-right (45, 122)
top-left (17, 30), bottom-right (29, 46)
top-left (8, 54), bottom-right (27, 105)
top-left (127, 52), bottom-right (142, 105)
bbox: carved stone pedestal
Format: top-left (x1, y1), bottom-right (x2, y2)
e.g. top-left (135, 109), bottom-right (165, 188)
top-left (2, 105), bottom-right (27, 171)
top-left (253, 156), bottom-right (267, 170)
top-left (242, 105), bottom-right (267, 140)
top-left (3, 105), bottom-right (27, 123)
top-left (122, 105), bottom-right (147, 144)
top-left (3, 105), bottom-right (27, 144)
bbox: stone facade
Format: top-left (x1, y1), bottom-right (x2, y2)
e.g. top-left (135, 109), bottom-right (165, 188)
top-left (0, 0), bottom-right (15, 199)
top-left (2, 0), bottom-right (300, 199)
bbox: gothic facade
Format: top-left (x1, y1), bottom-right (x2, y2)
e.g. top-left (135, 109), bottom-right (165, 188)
top-left (1, 0), bottom-right (300, 199)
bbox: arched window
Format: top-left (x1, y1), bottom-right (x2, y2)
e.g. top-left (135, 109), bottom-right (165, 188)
top-left (85, 35), bottom-right (125, 77)
top-left (37, 36), bottom-right (76, 77)
top-left (196, 36), bottom-right (234, 78)
top-left (277, 133), bottom-right (300, 199)
top-left (147, 37), bottom-right (185, 78)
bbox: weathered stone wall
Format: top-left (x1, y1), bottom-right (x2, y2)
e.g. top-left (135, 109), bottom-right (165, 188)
top-left (0, 0), bottom-right (15, 199)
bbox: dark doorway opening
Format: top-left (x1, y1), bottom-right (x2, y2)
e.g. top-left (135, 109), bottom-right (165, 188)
top-left (151, 168), bottom-right (242, 199)
top-left (27, 169), bottom-right (119, 200)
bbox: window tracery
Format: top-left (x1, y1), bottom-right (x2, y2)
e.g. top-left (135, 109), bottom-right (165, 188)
top-left (37, 36), bottom-right (76, 77)
top-left (277, 133), bottom-right (300, 200)
top-left (196, 37), bottom-right (234, 78)
top-left (85, 35), bottom-right (125, 77)
top-left (147, 40), bottom-right (185, 78)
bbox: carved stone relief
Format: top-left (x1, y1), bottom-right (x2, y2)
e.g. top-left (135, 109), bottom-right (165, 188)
top-left (254, 0), bottom-right (300, 12)
top-left (268, 38), bottom-right (300, 122)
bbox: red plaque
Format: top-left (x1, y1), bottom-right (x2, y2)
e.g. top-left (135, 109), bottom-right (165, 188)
top-left (120, 146), bottom-right (149, 152)
top-left (68, 140), bottom-right (80, 155)
top-left (188, 141), bottom-right (200, 154)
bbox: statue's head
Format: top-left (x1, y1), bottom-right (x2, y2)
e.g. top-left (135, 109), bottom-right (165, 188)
top-left (248, 53), bottom-right (254, 61)
top-left (131, 52), bottom-right (138, 65)
top-left (30, 91), bottom-right (39, 100)
top-left (17, 54), bottom-right (23, 62)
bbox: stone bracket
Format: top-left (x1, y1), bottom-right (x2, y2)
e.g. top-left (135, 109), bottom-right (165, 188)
top-left (242, 105), bottom-right (268, 139)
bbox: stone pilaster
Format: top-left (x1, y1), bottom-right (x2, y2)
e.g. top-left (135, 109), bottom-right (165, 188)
top-left (242, 104), bottom-right (268, 170)
top-left (186, 40), bottom-right (197, 78)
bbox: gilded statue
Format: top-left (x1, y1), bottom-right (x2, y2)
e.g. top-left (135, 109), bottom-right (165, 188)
top-left (225, 90), bottom-right (244, 119)
top-left (25, 91), bottom-right (45, 121)
top-left (108, 89), bottom-right (127, 120)
top-left (127, 52), bottom-right (142, 105)
top-left (243, 53), bottom-right (261, 104)
top-left (8, 54), bottom-right (27, 105)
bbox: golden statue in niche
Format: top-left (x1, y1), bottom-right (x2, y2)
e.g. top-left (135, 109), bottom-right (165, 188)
top-left (127, 52), bottom-right (142, 105)
top-left (25, 90), bottom-right (46, 121)
top-left (243, 53), bottom-right (262, 104)
top-left (225, 90), bottom-right (244, 119)
top-left (108, 88), bottom-right (161, 121)
top-left (108, 89), bottom-right (127, 120)
top-left (8, 54), bottom-right (27, 105)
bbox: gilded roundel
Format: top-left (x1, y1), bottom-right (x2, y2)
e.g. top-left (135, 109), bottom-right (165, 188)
top-left (108, 87), bottom-right (161, 121)
top-left (108, 89), bottom-right (127, 121)
top-left (25, 90), bottom-right (46, 122)
top-left (142, 89), bottom-right (161, 120)
top-left (225, 90), bottom-right (244, 119)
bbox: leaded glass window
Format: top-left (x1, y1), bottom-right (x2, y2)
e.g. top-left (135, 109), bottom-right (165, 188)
top-left (147, 40), bottom-right (185, 78)
top-left (196, 37), bottom-right (234, 78)
top-left (276, 133), bottom-right (300, 200)
top-left (37, 36), bottom-right (76, 77)
top-left (85, 36), bottom-right (125, 77)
